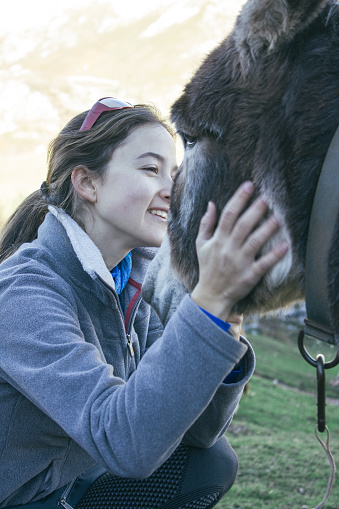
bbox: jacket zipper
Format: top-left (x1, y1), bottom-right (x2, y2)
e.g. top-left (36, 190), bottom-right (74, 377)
top-left (58, 477), bottom-right (77, 509)
top-left (126, 334), bottom-right (135, 357)
top-left (96, 274), bottom-right (141, 359)
top-left (125, 291), bottom-right (143, 358)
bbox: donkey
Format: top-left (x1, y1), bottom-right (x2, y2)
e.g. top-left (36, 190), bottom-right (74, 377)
top-left (142, 0), bottom-right (339, 332)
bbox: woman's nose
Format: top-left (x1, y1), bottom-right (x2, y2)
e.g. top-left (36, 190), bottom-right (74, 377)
top-left (159, 177), bottom-right (172, 201)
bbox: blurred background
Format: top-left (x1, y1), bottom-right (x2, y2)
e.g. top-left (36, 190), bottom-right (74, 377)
top-left (0, 0), bottom-right (246, 223)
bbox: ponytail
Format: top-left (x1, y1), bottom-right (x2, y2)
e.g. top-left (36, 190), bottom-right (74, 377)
top-left (0, 190), bottom-right (48, 263)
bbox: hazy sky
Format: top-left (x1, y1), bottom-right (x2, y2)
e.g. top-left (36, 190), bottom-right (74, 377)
top-left (1, 0), bottom-right (244, 218)
top-left (0, 0), bottom-right (180, 34)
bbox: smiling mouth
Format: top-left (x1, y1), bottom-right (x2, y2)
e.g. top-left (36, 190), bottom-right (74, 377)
top-left (148, 209), bottom-right (168, 221)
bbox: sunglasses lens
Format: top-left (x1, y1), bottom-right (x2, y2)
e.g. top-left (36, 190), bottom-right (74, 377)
top-left (99, 98), bottom-right (133, 109)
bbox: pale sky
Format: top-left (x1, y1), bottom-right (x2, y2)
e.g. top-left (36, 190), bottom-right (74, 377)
top-left (0, 0), bottom-right (182, 35)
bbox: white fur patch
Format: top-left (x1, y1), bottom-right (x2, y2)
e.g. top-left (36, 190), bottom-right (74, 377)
top-left (266, 230), bottom-right (293, 288)
top-left (261, 195), bottom-right (293, 289)
top-left (178, 146), bottom-right (205, 229)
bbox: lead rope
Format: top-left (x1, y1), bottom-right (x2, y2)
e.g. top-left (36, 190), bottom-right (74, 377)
top-left (298, 332), bottom-right (339, 508)
top-left (313, 425), bottom-right (336, 509)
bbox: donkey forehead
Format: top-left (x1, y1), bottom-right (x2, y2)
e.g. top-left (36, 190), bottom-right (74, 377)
top-left (171, 89), bottom-right (237, 140)
top-left (171, 0), bottom-right (335, 137)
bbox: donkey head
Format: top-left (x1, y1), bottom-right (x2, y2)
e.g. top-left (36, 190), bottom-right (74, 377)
top-left (143, 0), bottom-right (339, 326)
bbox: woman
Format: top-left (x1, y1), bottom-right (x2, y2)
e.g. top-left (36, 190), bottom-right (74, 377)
top-left (0, 98), bottom-right (288, 508)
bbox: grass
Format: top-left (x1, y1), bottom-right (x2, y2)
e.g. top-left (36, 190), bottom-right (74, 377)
top-left (216, 331), bottom-right (339, 509)
top-left (245, 329), bottom-right (339, 399)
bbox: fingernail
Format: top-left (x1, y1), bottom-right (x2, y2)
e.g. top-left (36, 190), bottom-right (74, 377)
top-left (206, 201), bottom-right (213, 213)
top-left (242, 181), bottom-right (254, 193)
top-left (280, 242), bottom-right (289, 253)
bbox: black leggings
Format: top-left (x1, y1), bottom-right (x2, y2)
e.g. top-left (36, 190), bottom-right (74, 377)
top-left (7, 436), bottom-right (238, 509)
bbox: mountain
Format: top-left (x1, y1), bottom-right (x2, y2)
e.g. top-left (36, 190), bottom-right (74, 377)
top-left (0, 0), bottom-right (245, 221)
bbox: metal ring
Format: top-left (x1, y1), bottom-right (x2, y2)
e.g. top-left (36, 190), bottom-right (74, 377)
top-left (298, 330), bottom-right (339, 369)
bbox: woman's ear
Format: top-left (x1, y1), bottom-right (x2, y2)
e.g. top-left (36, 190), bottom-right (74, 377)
top-left (71, 166), bottom-right (97, 203)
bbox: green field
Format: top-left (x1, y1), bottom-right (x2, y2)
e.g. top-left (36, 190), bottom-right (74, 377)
top-left (216, 331), bottom-right (339, 509)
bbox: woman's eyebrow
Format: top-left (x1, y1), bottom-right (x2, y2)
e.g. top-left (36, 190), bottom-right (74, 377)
top-left (136, 152), bottom-right (165, 163)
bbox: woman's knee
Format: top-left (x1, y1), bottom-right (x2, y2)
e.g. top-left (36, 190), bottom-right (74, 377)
top-left (182, 435), bottom-right (238, 496)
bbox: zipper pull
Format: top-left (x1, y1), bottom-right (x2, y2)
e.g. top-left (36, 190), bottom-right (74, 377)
top-left (59, 498), bottom-right (75, 509)
top-left (58, 477), bottom-right (77, 509)
top-left (126, 334), bottom-right (135, 357)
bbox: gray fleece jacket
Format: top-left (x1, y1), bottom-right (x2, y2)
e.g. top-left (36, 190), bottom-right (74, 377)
top-left (0, 207), bottom-right (255, 507)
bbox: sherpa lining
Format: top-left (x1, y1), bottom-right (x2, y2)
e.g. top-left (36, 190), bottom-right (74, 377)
top-left (48, 206), bottom-right (115, 291)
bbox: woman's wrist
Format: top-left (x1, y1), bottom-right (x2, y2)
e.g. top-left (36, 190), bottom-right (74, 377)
top-left (191, 286), bottom-right (232, 322)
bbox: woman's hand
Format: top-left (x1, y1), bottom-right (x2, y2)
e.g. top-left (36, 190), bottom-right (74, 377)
top-left (191, 181), bottom-right (289, 321)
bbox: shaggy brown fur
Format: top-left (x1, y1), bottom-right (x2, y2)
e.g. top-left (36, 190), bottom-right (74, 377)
top-left (142, 0), bottom-right (339, 330)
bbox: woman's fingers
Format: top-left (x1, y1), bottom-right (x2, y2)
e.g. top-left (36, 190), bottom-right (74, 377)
top-left (216, 181), bottom-right (255, 235)
top-left (216, 184), bottom-right (281, 258)
top-left (229, 196), bottom-right (270, 242)
top-left (196, 201), bottom-right (218, 245)
top-left (252, 241), bottom-right (289, 280)
top-left (242, 214), bottom-right (281, 256)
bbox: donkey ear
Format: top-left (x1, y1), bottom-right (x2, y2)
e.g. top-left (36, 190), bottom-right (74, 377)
top-left (233, 0), bottom-right (330, 72)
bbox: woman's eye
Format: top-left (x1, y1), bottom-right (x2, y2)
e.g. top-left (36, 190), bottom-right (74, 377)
top-left (143, 166), bottom-right (159, 174)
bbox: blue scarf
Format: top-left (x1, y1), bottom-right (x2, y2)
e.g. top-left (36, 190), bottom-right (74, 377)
top-left (110, 252), bottom-right (132, 294)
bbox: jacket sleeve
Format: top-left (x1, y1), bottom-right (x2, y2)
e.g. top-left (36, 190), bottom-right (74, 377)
top-left (182, 337), bottom-right (255, 448)
top-left (146, 301), bottom-right (255, 449)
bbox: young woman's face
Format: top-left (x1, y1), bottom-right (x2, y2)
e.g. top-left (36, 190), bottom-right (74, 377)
top-left (88, 123), bottom-right (177, 268)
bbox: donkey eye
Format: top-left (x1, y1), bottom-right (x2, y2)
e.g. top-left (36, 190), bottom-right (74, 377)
top-left (183, 134), bottom-right (197, 148)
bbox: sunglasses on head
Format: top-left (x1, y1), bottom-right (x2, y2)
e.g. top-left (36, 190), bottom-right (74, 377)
top-left (79, 97), bottom-right (134, 132)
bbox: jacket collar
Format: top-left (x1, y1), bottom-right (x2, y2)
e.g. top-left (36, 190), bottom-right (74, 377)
top-left (47, 207), bottom-right (158, 293)
top-left (48, 206), bottom-right (115, 291)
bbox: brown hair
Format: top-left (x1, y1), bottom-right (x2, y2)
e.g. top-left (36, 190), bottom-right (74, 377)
top-left (0, 104), bottom-right (174, 263)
